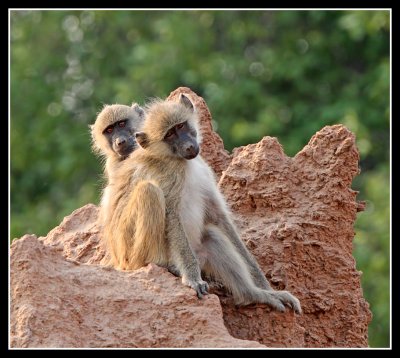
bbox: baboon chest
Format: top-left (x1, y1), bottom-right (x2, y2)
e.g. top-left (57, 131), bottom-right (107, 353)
top-left (179, 159), bottom-right (206, 252)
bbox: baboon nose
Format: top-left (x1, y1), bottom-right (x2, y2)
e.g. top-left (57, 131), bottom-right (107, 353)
top-left (185, 144), bottom-right (199, 159)
top-left (116, 138), bottom-right (126, 146)
top-left (186, 145), bottom-right (194, 154)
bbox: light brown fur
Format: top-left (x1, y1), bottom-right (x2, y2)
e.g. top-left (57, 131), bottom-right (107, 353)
top-left (102, 94), bottom-right (301, 313)
top-left (90, 103), bottom-right (145, 254)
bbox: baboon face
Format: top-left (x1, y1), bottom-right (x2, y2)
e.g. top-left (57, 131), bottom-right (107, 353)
top-left (103, 118), bottom-right (139, 159)
top-left (163, 121), bottom-right (199, 160)
top-left (135, 94), bottom-right (200, 160)
top-left (91, 103), bottom-right (145, 159)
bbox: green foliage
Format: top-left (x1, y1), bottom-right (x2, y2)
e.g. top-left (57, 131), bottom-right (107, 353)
top-left (10, 10), bottom-right (390, 347)
top-left (353, 164), bottom-right (390, 348)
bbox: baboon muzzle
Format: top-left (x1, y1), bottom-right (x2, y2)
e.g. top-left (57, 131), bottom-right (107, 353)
top-left (183, 142), bottom-right (199, 160)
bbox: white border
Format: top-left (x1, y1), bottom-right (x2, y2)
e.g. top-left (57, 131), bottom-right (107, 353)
top-left (8, 8), bottom-right (392, 350)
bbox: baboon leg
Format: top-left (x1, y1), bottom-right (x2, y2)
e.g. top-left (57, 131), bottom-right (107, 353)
top-left (205, 194), bottom-right (272, 290)
top-left (113, 180), bottom-right (167, 270)
top-left (201, 225), bottom-right (286, 311)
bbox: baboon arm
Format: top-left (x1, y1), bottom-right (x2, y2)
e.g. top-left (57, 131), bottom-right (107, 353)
top-left (166, 210), bottom-right (208, 298)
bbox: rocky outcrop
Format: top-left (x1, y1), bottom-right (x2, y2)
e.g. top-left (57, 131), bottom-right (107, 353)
top-left (10, 87), bottom-right (371, 348)
top-left (11, 235), bottom-right (262, 348)
top-left (218, 128), bottom-right (370, 347)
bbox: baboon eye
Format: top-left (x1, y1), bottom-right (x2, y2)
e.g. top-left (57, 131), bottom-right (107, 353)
top-left (165, 129), bottom-right (175, 138)
top-left (105, 126), bottom-right (113, 134)
top-left (118, 120), bottom-right (127, 128)
top-left (176, 122), bottom-right (185, 130)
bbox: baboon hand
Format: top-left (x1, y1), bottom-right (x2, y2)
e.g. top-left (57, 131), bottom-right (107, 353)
top-left (182, 276), bottom-right (209, 299)
top-left (271, 290), bottom-right (302, 314)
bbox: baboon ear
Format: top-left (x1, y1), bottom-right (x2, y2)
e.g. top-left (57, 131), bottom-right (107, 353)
top-left (135, 132), bottom-right (149, 149)
top-left (132, 103), bottom-right (145, 118)
top-left (179, 94), bottom-right (194, 112)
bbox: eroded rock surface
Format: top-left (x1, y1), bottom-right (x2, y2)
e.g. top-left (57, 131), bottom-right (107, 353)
top-left (10, 87), bottom-right (371, 348)
top-left (218, 128), bottom-right (370, 347)
top-left (11, 235), bottom-right (263, 348)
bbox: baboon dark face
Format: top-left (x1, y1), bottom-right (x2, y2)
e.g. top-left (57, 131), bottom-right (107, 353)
top-left (104, 119), bottom-right (138, 158)
top-left (163, 121), bottom-right (199, 160)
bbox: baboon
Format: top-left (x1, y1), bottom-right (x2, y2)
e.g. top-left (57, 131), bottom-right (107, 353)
top-left (90, 103), bottom-right (145, 225)
top-left (103, 94), bottom-right (301, 312)
top-left (90, 103), bottom-right (145, 175)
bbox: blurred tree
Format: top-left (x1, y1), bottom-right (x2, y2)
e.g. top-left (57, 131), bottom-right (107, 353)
top-left (10, 10), bottom-right (390, 347)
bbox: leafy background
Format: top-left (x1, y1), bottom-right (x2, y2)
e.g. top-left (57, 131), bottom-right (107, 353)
top-left (10, 10), bottom-right (390, 347)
